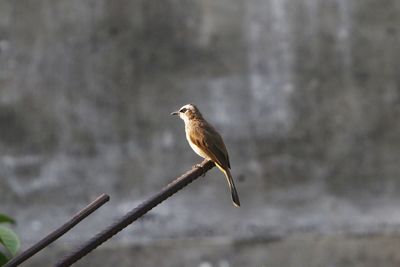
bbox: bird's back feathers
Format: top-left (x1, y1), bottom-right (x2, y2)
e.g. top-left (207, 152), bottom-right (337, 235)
top-left (187, 118), bottom-right (231, 169)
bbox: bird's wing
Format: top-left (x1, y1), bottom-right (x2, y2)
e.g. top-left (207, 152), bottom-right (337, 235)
top-left (189, 122), bottom-right (231, 169)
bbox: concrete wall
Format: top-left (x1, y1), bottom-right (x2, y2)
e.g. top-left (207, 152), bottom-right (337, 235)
top-left (1, 0), bottom-right (400, 266)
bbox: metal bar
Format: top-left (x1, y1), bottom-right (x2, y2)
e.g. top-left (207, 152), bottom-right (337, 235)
top-left (4, 194), bottom-right (110, 267)
top-left (54, 160), bottom-right (214, 267)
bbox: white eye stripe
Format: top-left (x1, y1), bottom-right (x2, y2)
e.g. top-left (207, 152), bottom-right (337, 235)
top-left (179, 104), bottom-right (196, 113)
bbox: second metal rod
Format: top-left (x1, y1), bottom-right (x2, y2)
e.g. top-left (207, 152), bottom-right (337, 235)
top-left (5, 194), bottom-right (110, 267)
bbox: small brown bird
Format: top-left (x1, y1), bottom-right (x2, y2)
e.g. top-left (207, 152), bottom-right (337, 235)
top-left (171, 104), bottom-right (240, 207)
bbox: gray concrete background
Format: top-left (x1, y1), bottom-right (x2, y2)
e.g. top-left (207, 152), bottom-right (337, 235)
top-left (0, 0), bottom-right (400, 266)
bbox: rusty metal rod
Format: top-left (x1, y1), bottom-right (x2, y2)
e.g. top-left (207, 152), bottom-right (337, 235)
top-left (54, 159), bottom-right (215, 267)
top-left (4, 194), bottom-right (110, 267)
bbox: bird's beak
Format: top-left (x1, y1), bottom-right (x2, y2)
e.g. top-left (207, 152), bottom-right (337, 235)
top-left (171, 111), bottom-right (179, 116)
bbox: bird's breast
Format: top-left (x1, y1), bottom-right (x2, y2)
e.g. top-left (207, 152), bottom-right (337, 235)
top-left (185, 127), bottom-right (209, 160)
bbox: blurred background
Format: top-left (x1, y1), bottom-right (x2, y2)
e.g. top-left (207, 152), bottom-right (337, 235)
top-left (0, 0), bottom-right (400, 266)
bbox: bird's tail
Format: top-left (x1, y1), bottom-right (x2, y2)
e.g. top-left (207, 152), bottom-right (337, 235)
top-left (218, 166), bottom-right (240, 207)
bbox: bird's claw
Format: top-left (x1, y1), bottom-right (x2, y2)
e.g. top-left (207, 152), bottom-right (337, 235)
top-left (193, 164), bottom-right (206, 177)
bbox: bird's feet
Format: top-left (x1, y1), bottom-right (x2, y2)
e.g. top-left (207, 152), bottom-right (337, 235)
top-left (193, 164), bottom-right (206, 177)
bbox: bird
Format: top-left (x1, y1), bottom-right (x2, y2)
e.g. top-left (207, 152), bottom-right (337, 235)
top-left (171, 104), bottom-right (240, 207)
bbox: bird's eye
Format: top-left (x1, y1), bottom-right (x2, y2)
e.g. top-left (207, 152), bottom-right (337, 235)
top-left (180, 108), bottom-right (187, 113)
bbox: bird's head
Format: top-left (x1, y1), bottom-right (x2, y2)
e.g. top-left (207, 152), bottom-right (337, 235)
top-left (171, 104), bottom-right (202, 122)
